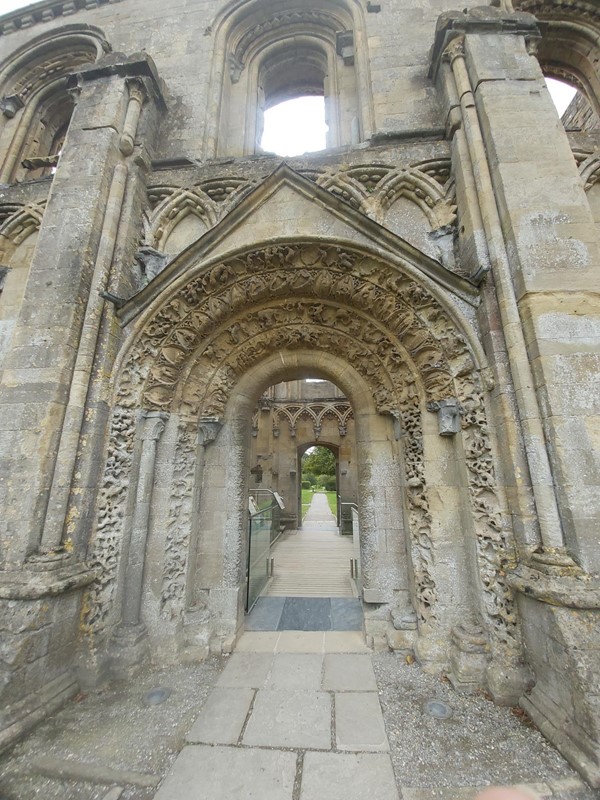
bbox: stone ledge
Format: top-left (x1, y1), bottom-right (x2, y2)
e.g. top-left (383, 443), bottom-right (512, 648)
top-left (0, 563), bottom-right (99, 600)
top-left (507, 566), bottom-right (600, 609)
top-left (0, 671), bottom-right (78, 755)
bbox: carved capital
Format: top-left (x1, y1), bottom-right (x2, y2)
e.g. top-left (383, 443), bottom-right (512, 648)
top-left (198, 416), bottom-right (223, 446)
top-left (140, 410), bottom-right (168, 441)
top-left (126, 77), bottom-right (147, 106)
top-left (441, 34), bottom-right (465, 65)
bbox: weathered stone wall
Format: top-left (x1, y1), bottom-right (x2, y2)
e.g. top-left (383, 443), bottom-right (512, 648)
top-left (0, 0), bottom-right (599, 788)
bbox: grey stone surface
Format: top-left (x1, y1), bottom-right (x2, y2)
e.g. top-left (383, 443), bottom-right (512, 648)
top-left (278, 597), bottom-right (332, 631)
top-left (242, 690), bottom-right (332, 750)
top-left (245, 597), bottom-right (285, 631)
top-left (300, 752), bottom-right (399, 800)
top-left (153, 745), bottom-right (297, 800)
top-left (335, 692), bottom-right (389, 752)
top-left (265, 654), bottom-right (323, 691)
top-left (215, 653), bottom-right (273, 689)
top-left (322, 654), bottom-right (378, 691)
top-left (185, 688), bottom-right (254, 745)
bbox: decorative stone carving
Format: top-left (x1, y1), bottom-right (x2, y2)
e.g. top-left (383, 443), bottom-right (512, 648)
top-left (336, 31), bottom-right (355, 65)
top-left (135, 246), bottom-right (169, 283)
top-left (111, 242), bottom-right (518, 657)
top-left (428, 398), bottom-right (461, 435)
top-left (161, 418), bottom-right (197, 618)
top-left (401, 400), bottom-right (438, 627)
top-left (459, 388), bottom-right (520, 652)
top-left (0, 94), bottom-right (24, 118)
top-left (145, 165), bottom-right (457, 260)
top-left (269, 400), bottom-right (353, 441)
top-left (81, 407), bottom-right (137, 638)
top-left (117, 244), bottom-right (466, 418)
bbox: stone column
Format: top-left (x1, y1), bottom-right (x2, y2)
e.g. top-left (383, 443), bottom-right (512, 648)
top-left (432, 7), bottom-right (600, 574)
top-left (430, 8), bottom-right (600, 785)
top-left (110, 410), bottom-right (167, 676)
top-left (0, 54), bottom-right (165, 570)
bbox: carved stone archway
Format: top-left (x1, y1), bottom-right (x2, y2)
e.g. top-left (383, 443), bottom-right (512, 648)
top-left (84, 240), bottom-right (525, 699)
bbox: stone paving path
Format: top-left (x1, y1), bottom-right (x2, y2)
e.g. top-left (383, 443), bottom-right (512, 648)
top-left (266, 492), bottom-right (355, 598)
top-left (153, 630), bottom-right (400, 800)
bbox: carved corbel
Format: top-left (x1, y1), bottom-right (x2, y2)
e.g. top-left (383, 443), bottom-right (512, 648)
top-left (228, 54), bottom-right (244, 83)
top-left (336, 31), bottom-right (355, 66)
top-left (427, 398), bottom-right (461, 436)
top-left (135, 245), bottom-right (169, 283)
top-left (198, 416), bottom-right (223, 446)
top-left (0, 94), bottom-right (24, 119)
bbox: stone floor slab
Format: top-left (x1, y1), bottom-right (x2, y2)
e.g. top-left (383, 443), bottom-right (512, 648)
top-left (153, 745), bottom-right (297, 800)
top-left (276, 631), bottom-right (325, 653)
top-left (300, 752), bottom-right (399, 800)
top-left (235, 632), bottom-right (280, 652)
top-left (330, 599), bottom-right (363, 630)
top-left (323, 631), bottom-right (369, 652)
top-left (265, 654), bottom-right (323, 690)
top-left (185, 688), bottom-right (254, 745)
top-left (322, 654), bottom-right (377, 691)
top-left (245, 597), bottom-right (285, 631)
top-left (399, 787), bottom-right (550, 800)
top-left (278, 597), bottom-right (332, 631)
top-left (216, 653), bottom-right (273, 688)
top-left (242, 689), bottom-right (332, 750)
top-left (335, 692), bottom-right (389, 752)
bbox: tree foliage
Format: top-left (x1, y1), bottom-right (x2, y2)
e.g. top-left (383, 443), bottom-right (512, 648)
top-left (302, 446), bottom-right (336, 477)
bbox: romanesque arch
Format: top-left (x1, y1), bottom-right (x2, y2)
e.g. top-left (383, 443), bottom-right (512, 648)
top-left (81, 238), bottom-right (524, 694)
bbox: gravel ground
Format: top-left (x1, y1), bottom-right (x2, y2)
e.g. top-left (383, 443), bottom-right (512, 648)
top-left (372, 652), bottom-right (599, 797)
top-left (0, 650), bottom-right (598, 799)
top-left (0, 656), bottom-right (224, 800)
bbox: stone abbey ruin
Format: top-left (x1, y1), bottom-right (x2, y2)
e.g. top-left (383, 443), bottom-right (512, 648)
top-left (0, 0), bottom-right (599, 789)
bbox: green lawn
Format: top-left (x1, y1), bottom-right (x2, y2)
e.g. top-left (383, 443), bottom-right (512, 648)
top-left (301, 489), bottom-right (313, 519)
top-left (324, 490), bottom-right (337, 517)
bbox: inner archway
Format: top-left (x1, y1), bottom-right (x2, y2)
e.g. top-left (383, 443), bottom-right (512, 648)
top-left (245, 377), bottom-right (362, 630)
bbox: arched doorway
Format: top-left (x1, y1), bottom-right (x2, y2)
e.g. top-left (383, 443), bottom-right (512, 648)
top-left (88, 239), bottom-right (524, 697)
top-left (244, 377), bottom-right (362, 630)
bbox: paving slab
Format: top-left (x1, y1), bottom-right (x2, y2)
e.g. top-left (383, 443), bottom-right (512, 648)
top-left (399, 786), bottom-right (550, 800)
top-left (245, 597), bottom-right (285, 631)
top-left (323, 631), bottom-right (369, 652)
top-left (322, 653), bottom-right (378, 691)
top-left (330, 598), bottom-right (364, 630)
top-left (236, 632), bottom-right (281, 652)
top-left (215, 652), bottom-right (273, 688)
top-left (300, 752), bottom-right (399, 800)
top-left (265, 654), bottom-right (324, 690)
top-left (242, 689), bottom-right (332, 750)
top-left (185, 688), bottom-right (254, 745)
top-left (276, 631), bottom-right (325, 653)
top-left (278, 597), bottom-right (332, 630)
top-left (153, 745), bottom-right (297, 800)
top-left (335, 692), bottom-right (389, 752)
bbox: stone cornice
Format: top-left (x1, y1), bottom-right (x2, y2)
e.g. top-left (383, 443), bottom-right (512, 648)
top-left (0, 0), bottom-right (124, 38)
top-left (429, 5), bottom-right (541, 80)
